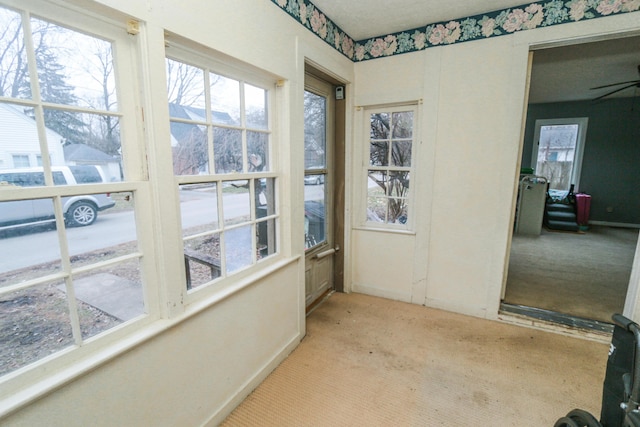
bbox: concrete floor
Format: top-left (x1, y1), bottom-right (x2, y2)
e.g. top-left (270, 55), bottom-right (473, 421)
top-left (222, 292), bottom-right (609, 426)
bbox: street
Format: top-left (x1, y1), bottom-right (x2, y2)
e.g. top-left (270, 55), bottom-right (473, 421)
top-left (0, 190), bottom-right (252, 274)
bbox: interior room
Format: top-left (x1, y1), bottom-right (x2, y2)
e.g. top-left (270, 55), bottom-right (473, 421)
top-left (0, 0), bottom-right (639, 425)
top-left (503, 37), bottom-right (640, 327)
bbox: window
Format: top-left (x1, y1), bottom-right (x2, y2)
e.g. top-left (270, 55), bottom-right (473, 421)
top-left (0, 2), bottom-right (147, 378)
top-left (12, 154), bottom-right (30, 168)
top-left (364, 105), bottom-right (417, 227)
top-left (165, 50), bottom-right (278, 290)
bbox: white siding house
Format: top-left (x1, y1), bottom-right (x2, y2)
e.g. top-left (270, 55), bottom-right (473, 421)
top-left (0, 103), bottom-right (65, 169)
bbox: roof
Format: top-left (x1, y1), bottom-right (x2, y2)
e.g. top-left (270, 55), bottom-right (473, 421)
top-left (64, 143), bottom-right (117, 162)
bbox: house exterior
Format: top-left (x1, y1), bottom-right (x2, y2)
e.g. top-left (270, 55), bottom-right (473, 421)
top-left (0, 103), bottom-right (65, 169)
top-left (0, 0), bottom-right (639, 425)
top-left (64, 143), bottom-right (122, 182)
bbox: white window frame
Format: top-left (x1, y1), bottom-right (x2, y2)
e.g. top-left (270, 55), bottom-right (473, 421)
top-left (164, 36), bottom-right (281, 299)
top-left (361, 103), bottom-right (418, 231)
top-left (0, 0), bottom-right (158, 394)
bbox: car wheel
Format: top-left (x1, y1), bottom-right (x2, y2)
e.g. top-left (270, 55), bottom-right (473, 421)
top-left (66, 201), bottom-right (97, 227)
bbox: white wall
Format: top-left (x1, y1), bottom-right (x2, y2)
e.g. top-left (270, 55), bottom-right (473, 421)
top-left (351, 13), bottom-right (640, 319)
top-left (1, 0), bottom-right (353, 425)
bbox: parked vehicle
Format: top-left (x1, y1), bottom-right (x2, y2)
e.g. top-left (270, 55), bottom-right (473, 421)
top-left (0, 165), bottom-right (115, 231)
top-left (304, 174), bottom-right (324, 185)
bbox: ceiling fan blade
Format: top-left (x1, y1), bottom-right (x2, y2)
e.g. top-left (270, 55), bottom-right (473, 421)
top-left (590, 79), bottom-right (640, 90)
top-left (592, 83), bottom-right (639, 101)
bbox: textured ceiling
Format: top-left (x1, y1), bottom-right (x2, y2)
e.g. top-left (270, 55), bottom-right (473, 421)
top-left (307, 0), bottom-right (640, 103)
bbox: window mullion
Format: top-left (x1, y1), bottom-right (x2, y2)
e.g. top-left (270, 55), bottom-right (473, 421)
top-left (52, 196), bottom-right (83, 345)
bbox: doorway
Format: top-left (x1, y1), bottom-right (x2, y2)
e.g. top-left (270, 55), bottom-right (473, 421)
top-left (304, 68), bottom-right (345, 309)
top-left (502, 39), bottom-right (640, 328)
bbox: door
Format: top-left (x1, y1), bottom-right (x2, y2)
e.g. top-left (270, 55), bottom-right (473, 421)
top-left (531, 118), bottom-right (588, 192)
top-left (304, 73), bottom-right (335, 308)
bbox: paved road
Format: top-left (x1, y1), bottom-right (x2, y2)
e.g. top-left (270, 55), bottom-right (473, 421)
top-left (0, 190), bottom-right (252, 274)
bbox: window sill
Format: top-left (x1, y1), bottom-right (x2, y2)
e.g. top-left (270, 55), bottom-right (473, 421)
top-left (0, 255), bottom-right (300, 420)
top-left (352, 225), bottom-right (416, 236)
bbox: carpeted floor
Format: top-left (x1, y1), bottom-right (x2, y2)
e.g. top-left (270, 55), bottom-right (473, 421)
top-left (221, 292), bottom-right (608, 426)
top-left (504, 225), bottom-right (638, 323)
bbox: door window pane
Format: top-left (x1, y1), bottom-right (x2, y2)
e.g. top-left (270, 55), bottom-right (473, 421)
top-left (304, 185), bottom-right (326, 249)
top-left (304, 90), bottom-right (326, 170)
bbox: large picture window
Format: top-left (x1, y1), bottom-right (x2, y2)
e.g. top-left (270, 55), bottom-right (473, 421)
top-left (364, 105), bottom-right (417, 228)
top-left (0, 3), bottom-right (147, 378)
top-left (165, 52), bottom-right (278, 290)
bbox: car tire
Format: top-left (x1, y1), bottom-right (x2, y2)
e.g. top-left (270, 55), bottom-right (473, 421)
top-left (66, 201), bottom-right (97, 227)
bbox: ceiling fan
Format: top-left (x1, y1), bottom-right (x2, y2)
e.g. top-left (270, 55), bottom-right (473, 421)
top-left (590, 64), bottom-right (640, 101)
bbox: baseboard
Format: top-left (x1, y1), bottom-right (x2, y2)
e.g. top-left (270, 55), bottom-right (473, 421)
top-left (204, 331), bottom-right (303, 426)
top-left (351, 283), bottom-right (412, 303)
top-left (589, 220), bottom-right (640, 229)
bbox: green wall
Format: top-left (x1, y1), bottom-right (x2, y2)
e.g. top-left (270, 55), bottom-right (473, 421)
top-left (523, 97), bottom-right (640, 225)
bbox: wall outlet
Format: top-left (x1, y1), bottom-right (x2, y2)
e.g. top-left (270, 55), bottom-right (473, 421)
top-left (607, 207), bottom-right (614, 213)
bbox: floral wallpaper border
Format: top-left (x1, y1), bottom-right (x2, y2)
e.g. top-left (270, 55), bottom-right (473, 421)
top-left (271, 0), bottom-right (640, 62)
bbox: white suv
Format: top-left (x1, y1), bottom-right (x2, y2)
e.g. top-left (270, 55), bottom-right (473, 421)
top-left (0, 165), bottom-right (115, 230)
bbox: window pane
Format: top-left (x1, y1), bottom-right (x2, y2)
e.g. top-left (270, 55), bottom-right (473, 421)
top-left (180, 183), bottom-right (219, 237)
top-left (245, 83), bottom-right (267, 129)
top-left (71, 259), bottom-right (144, 340)
top-left (255, 178), bottom-right (276, 219)
top-left (222, 180), bottom-right (250, 225)
top-left (304, 185), bottom-right (326, 249)
top-left (368, 171), bottom-right (387, 196)
top-left (0, 281), bottom-right (74, 377)
top-left (370, 140), bottom-right (389, 166)
top-left (389, 171), bottom-right (410, 198)
top-left (225, 225), bottom-right (252, 273)
top-left (44, 109), bottom-right (121, 180)
top-left (391, 141), bottom-right (412, 167)
top-left (536, 124), bottom-right (580, 192)
top-left (257, 218), bottom-right (276, 259)
top-left (213, 127), bottom-right (242, 174)
top-left (66, 191), bottom-right (133, 269)
top-left (11, 154), bottom-right (30, 168)
top-left (367, 171), bottom-right (387, 223)
top-left (171, 121), bottom-right (209, 175)
top-left (31, 18), bottom-right (117, 111)
top-left (370, 113), bottom-right (390, 139)
top-left (210, 73), bottom-right (240, 126)
top-left (304, 90), bottom-right (326, 170)
top-left (166, 59), bottom-right (205, 111)
top-left (184, 233), bottom-right (221, 289)
top-left (0, 198), bottom-right (62, 279)
top-left (388, 198), bottom-right (408, 224)
top-left (247, 131), bottom-right (268, 172)
top-left (392, 111), bottom-right (413, 138)
top-left (0, 7), bottom-right (30, 99)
